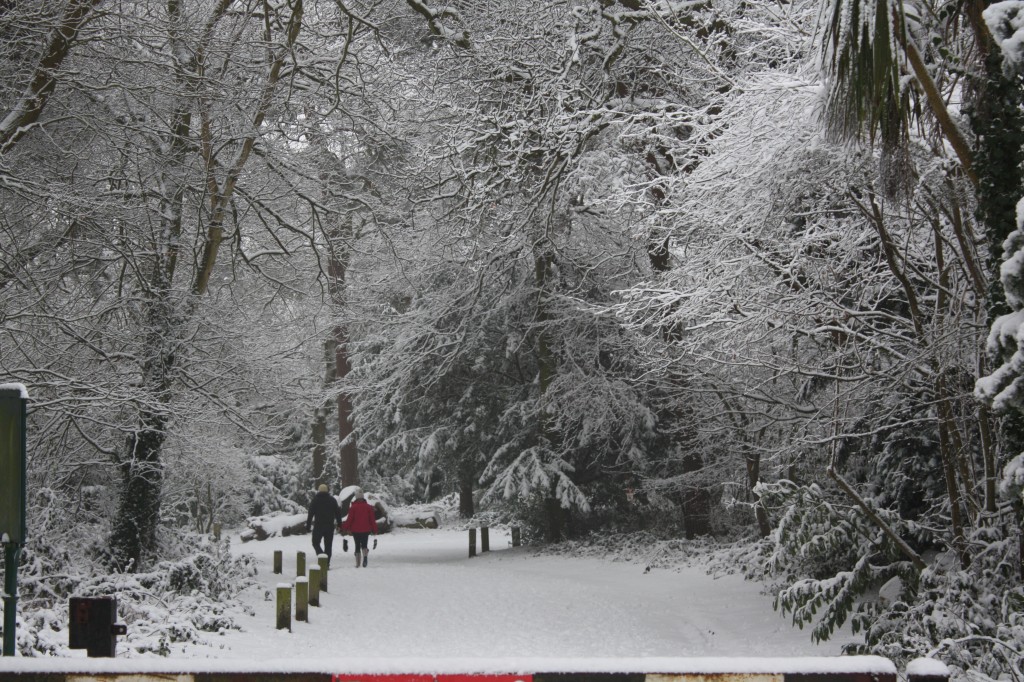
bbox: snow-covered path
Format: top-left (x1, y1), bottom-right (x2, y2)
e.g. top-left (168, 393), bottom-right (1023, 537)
top-left (183, 527), bottom-right (852, 662)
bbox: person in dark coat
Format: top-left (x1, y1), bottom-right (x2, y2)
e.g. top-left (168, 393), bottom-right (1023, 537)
top-left (341, 488), bottom-right (378, 568)
top-left (306, 484), bottom-right (342, 566)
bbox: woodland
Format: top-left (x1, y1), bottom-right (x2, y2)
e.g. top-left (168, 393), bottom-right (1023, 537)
top-left (2, 0), bottom-right (1024, 677)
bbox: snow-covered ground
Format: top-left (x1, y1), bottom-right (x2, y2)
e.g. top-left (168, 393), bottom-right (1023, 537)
top-left (170, 526), bottom-right (854, 662)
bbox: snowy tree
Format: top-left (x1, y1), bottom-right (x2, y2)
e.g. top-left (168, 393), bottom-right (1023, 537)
top-left (0, 0), bottom-right (332, 569)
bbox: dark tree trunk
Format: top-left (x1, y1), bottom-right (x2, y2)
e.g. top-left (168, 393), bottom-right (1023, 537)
top-left (544, 495), bottom-right (564, 542)
top-left (335, 325), bottom-right (358, 488)
top-left (110, 294), bottom-right (174, 570)
top-left (534, 242), bottom-right (565, 542)
top-left (745, 447), bottom-right (772, 538)
top-left (110, 421), bottom-right (166, 570)
top-left (311, 339), bottom-right (335, 488)
top-left (322, 172), bottom-right (358, 488)
top-left (311, 406), bottom-right (327, 487)
top-left (680, 452), bottom-right (712, 538)
top-left (459, 473), bottom-right (474, 518)
top-left (314, 134), bottom-right (359, 490)
top-left (0, 0), bottom-right (103, 153)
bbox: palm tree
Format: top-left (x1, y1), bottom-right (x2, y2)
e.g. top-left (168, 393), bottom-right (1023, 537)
top-left (820, 0), bottom-right (979, 188)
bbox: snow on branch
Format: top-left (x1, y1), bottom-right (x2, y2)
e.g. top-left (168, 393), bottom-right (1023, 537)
top-left (985, 1), bottom-right (1024, 72)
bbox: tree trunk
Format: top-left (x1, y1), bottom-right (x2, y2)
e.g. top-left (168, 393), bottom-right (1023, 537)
top-left (110, 289), bottom-right (175, 569)
top-left (971, 41), bottom-right (1024, 471)
top-left (459, 471), bottom-right (474, 518)
top-left (901, 38), bottom-right (977, 187)
top-left (324, 214), bottom-right (357, 488)
top-left (191, 0), bottom-right (304, 296)
top-left (309, 124), bottom-right (359, 489)
top-left (107, 2), bottom-right (194, 561)
top-left (828, 465), bottom-right (927, 571)
top-left (680, 452), bottom-right (712, 538)
top-left (311, 339), bottom-right (335, 488)
top-left (979, 401), bottom-right (998, 515)
top-left (335, 326), bottom-right (359, 488)
top-left (534, 242), bottom-right (563, 541)
top-left (108, 0), bottom-right (303, 567)
top-left (0, 0), bottom-right (103, 153)
top-left (110, 422), bottom-right (166, 570)
top-left (311, 406), bottom-right (327, 488)
top-left (544, 495), bottom-right (564, 543)
top-left (745, 447), bottom-right (772, 538)
top-left (936, 392), bottom-right (969, 567)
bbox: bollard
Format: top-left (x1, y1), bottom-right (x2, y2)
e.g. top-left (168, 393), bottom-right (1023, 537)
top-left (276, 583), bottom-right (291, 631)
top-left (481, 525), bottom-right (490, 552)
top-left (468, 527), bottom-right (477, 558)
top-left (295, 578), bottom-right (308, 622)
top-left (511, 526), bottom-right (521, 547)
top-left (213, 522), bottom-right (221, 541)
top-left (273, 550), bottom-right (282, 574)
top-left (68, 596), bottom-right (127, 658)
top-left (317, 554), bottom-right (329, 592)
top-left (296, 551), bottom-right (306, 577)
top-left (308, 567), bottom-right (321, 607)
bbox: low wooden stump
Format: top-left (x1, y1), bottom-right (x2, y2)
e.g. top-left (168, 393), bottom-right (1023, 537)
top-left (308, 567), bottom-right (321, 607)
top-left (318, 554), bottom-right (329, 592)
top-left (295, 578), bottom-right (308, 622)
top-left (275, 583), bottom-right (291, 631)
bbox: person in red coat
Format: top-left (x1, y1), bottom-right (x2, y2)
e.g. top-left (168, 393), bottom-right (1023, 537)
top-left (341, 488), bottom-right (378, 567)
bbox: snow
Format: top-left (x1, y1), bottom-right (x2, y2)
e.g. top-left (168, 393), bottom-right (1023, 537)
top-left (877, 576), bottom-right (903, 607)
top-left (0, 382), bottom-right (28, 399)
top-left (340, 485), bottom-right (363, 501)
top-left (985, 1), bottom-right (1024, 69)
top-left (0, 656), bottom-right (896, 675)
top-left (38, 526), bottom-right (866, 668)
top-left (252, 512), bottom-right (308, 537)
top-left (984, 309), bottom-right (1024, 352)
top-left (1000, 453), bottom-right (1024, 497)
top-left (976, 309), bottom-right (1024, 411)
top-left (0, 524), bottom-right (890, 675)
top-left (906, 658), bottom-right (951, 678)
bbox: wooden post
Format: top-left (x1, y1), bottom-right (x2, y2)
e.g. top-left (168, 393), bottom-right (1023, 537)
top-left (295, 578), bottom-right (308, 622)
top-left (317, 554), bottom-right (329, 592)
top-left (481, 525), bottom-right (490, 552)
top-left (273, 550), bottom-right (282, 574)
top-left (212, 522), bottom-right (221, 541)
top-left (276, 583), bottom-right (291, 631)
top-left (308, 567), bottom-right (321, 607)
top-left (512, 526), bottom-right (521, 547)
top-left (468, 527), bottom-right (477, 558)
top-left (296, 551), bottom-right (306, 577)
